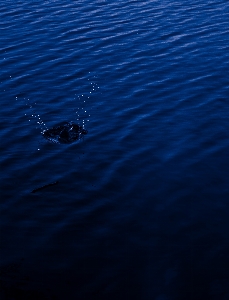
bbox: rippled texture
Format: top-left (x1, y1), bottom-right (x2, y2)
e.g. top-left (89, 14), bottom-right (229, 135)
top-left (1, 1), bottom-right (229, 299)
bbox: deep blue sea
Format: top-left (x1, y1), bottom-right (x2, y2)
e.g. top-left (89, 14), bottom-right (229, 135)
top-left (1, 1), bottom-right (229, 299)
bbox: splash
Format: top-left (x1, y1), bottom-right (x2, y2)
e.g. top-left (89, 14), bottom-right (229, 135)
top-left (24, 97), bottom-right (48, 132)
top-left (21, 76), bottom-right (100, 147)
top-left (42, 121), bottom-right (88, 144)
top-left (74, 78), bottom-right (99, 128)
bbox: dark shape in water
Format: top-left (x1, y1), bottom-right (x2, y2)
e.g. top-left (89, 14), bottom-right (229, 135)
top-left (42, 122), bottom-right (88, 144)
top-left (31, 181), bottom-right (59, 193)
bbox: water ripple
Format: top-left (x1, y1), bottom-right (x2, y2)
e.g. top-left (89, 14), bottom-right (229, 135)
top-left (1, 0), bottom-right (229, 298)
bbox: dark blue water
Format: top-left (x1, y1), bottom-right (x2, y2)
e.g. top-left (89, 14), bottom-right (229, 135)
top-left (1, 1), bottom-right (229, 299)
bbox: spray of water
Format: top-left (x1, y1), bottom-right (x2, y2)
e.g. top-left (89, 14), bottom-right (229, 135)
top-left (75, 78), bottom-right (99, 129)
top-left (22, 75), bottom-right (100, 148)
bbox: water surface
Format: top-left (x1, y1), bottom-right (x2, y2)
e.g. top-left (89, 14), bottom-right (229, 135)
top-left (1, 1), bottom-right (229, 299)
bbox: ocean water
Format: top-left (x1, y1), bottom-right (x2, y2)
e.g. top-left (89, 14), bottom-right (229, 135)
top-left (0, 1), bottom-right (229, 299)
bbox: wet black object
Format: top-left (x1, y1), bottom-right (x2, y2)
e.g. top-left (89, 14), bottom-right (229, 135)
top-left (42, 122), bottom-right (88, 144)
